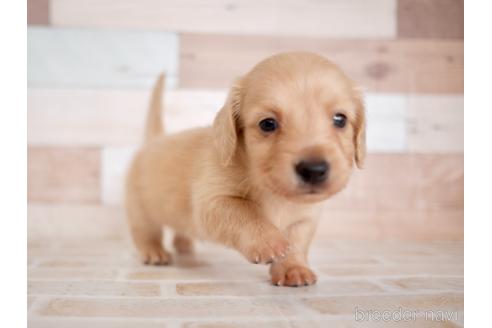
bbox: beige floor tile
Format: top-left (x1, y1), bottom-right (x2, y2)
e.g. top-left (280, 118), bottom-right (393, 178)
top-left (28, 268), bottom-right (118, 280)
top-left (124, 266), bottom-right (267, 282)
top-left (185, 322), bottom-right (312, 328)
top-left (28, 318), bottom-right (169, 328)
top-left (183, 318), bottom-right (460, 328)
top-left (28, 239), bottom-right (132, 257)
top-left (29, 280), bottom-right (161, 297)
top-left (303, 292), bottom-right (463, 315)
top-left (35, 257), bottom-right (140, 268)
top-left (33, 297), bottom-right (306, 318)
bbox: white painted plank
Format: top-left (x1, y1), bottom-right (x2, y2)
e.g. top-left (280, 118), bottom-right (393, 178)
top-left (51, 0), bottom-right (397, 38)
top-left (28, 27), bottom-right (179, 88)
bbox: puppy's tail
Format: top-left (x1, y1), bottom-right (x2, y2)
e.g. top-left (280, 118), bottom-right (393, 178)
top-left (144, 73), bottom-right (165, 142)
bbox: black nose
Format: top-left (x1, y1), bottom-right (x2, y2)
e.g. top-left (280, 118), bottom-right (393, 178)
top-left (295, 160), bottom-right (329, 185)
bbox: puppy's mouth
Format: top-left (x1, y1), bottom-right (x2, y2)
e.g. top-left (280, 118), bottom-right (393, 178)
top-left (264, 177), bottom-right (331, 203)
top-left (293, 175), bottom-right (347, 201)
top-left (298, 183), bottom-right (331, 198)
top-left (306, 187), bottom-right (324, 194)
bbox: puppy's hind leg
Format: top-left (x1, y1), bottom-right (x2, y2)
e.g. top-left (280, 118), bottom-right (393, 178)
top-left (126, 196), bottom-right (172, 265)
top-left (173, 233), bottom-right (194, 254)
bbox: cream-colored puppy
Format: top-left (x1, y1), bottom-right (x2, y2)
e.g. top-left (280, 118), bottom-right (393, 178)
top-left (125, 52), bottom-right (365, 287)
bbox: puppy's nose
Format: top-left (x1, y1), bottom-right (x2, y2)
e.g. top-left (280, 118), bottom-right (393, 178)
top-left (295, 160), bottom-right (329, 185)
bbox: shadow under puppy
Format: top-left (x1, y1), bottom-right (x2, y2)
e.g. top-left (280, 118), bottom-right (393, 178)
top-left (125, 52), bottom-right (366, 287)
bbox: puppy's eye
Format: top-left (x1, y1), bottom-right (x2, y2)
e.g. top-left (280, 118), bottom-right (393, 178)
top-left (333, 113), bottom-right (347, 128)
top-left (259, 118), bottom-right (278, 132)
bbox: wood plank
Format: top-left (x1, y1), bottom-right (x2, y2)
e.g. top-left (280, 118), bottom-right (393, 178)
top-left (27, 27), bottom-right (179, 88)
top-left (51, 0), bottom-right (397, 38)
top-left (407, 95), bottom-right (463, 152)
top-left (28, 88), bottom-right (410, 152)
top-left (325, 154), bottom-right (463, 211)
top-left (28, 147), bottom-right (100, 203)
top-left (28, 0), bottom-right (50, 25)
top-left (398, 0), bottom-right (464, 39)
top-left (179, 34), bottom-right (463, 94)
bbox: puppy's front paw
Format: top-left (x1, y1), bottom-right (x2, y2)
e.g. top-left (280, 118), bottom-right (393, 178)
top-left (241, 231), bottom-right (290, 264)
top-left (139, 245), bottom-right (172, 265)
top-left (270, 264), bottom-right (317, 287)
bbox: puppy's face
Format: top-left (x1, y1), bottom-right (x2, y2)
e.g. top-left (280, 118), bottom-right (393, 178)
top-left (214, 53), bottom-right (365, 203)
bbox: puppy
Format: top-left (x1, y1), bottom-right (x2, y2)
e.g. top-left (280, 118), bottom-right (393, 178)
top-left (125, 52), bottom-right (365, 287)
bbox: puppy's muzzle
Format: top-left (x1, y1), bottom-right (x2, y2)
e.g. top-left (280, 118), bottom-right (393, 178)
top-left (295, 160), bottom-right (329, 186)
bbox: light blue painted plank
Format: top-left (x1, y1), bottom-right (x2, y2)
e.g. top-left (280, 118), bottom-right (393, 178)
top-left (28, 27), bottom-right (179, 88)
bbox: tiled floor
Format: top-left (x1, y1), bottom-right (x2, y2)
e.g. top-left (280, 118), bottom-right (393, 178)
top-left (27, 236), bottom-right (463, 327)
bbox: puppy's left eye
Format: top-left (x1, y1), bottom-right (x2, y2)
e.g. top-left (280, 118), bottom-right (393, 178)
top-left (333, 113), bottom-right (347, 128)
top-left (259, 118), bottom-right (278, 133)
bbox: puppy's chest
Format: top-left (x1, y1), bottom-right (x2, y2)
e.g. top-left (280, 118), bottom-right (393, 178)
top-left (262, 199), bottom-right (321, 230)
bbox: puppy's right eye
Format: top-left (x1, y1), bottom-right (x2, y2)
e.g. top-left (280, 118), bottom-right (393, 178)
top-left (333, 113), bottom-right (347, 128)
top-left (259, 118), bottom-right (278, 133)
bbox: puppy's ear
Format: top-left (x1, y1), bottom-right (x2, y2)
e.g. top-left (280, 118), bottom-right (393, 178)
top-left (213, 79), bottom-right (243, 166)
top-left (353, 88), bottom-right (366, 169)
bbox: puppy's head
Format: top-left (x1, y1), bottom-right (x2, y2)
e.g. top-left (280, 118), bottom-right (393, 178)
top-left (213, 52), bottom-right (366, 203)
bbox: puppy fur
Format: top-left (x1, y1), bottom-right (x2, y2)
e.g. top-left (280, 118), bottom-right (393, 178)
top-left (125, 52), bottom-right (366, 287)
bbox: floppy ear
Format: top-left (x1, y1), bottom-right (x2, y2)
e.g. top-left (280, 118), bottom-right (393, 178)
top-left (213, 80), bottom-right (243, 166)
top-left (353, 89), bottom-right (366, 169)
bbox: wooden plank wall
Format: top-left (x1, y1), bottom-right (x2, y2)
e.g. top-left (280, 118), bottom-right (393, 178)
top-left (27, 0), bottom-right (464, 241)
